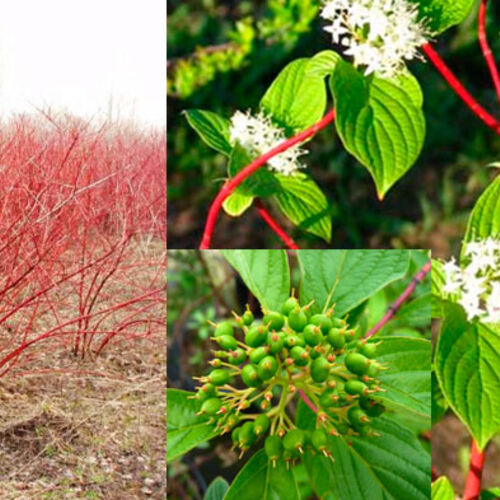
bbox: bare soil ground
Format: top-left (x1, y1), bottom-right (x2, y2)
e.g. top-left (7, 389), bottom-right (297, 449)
top-left (0, 338), bottom-right (166, 499)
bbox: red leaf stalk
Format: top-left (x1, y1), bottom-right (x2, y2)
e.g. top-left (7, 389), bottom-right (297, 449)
top-left (463, 440), bottom-right (486, 500)
top-left (422, 43), bottom-right (500, 135)
top-left (254, 199), bottom-right (300, 249)
top-left (364, 259), bottom-right (431, 338)
top-left (199, 110), bottom-right (336, 249)
top-left (478, 0), bottom-right (500, 106)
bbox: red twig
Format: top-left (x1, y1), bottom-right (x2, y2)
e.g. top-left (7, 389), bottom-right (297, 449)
top-left (422, 43), bottom-right (500, 135)
top-left (364, 260), bottom-right (431, 338)
top-left (199, 110), bottom-right (336, 249)
top-left (254, 199), bottom-right (299, 249)
top-left (298, 389), bottom-right (318, 413)
top-left (463, 440), bottom-right (486, 500)
top-left (478, 0), bottom-right (500, 107)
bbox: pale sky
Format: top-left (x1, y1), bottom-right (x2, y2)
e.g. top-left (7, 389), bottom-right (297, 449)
top-left (0, 0), bottom-right (165, 128)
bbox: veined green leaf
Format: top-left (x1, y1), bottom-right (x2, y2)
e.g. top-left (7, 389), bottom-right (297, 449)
top-left (223, 191), bottom-right (254, 216)
top-left (224, 450), bottom-right (300, 500)
top-left (167, 389), bottom-right (218, 462)
top-left (431, 476), bottom-right (455, 500)
top-left (431, 371), bottom-right (448, 426)
top-left (273, 172), bottom-right (331, 242)
top-left (205, 477), bottom-right (229, 500)
top-left (184, 109), bottom-right (232, 155)
top-left (297, 250), bottom-right (409, 315)
top-left (330, 60), bottom-right (425, 199)
top-left (435, 304), bottom-right (500, 450)
top-left (306, 50), bottom-right (341, 79)
top-left (412, 0), bottom-right (475, 34)
top-left (221, 250), bottom-right (290, 312)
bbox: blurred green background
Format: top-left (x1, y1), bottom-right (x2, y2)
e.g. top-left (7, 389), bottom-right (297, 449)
top-left (167, 0), bottom-right (500, 252)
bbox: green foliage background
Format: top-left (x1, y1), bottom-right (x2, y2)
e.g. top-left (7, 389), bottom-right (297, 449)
top-left (168, 0), bottom-right (500, 250)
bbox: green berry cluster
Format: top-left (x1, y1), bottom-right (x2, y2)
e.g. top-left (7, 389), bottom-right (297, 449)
top-left (192, 295), bottom-right (388, 467)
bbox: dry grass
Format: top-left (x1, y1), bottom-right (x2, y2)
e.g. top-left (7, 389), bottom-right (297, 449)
top-left (0, 337), bottom-right (166, 499)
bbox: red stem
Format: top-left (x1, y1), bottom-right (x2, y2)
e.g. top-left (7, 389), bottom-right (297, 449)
top-left (463, 440), bottom-right (486, 500)
top-left (254, 199), bottom-right (299, 249)
top-left (478, 0), bottom-right (500, 107)
top-left (422, 43), bottom-right (500, 135)
top-left (364, 260), bottom-right (431, 338)
top-left (199, 110), bottom-right (336, 249)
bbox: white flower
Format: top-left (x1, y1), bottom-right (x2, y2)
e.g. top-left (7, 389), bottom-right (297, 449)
top-left (320, 0), bottom-right (429, 77)
top-left (228, 110), bottom-right (307, 176)
top-left (442, 238), bottom-right (500, 325)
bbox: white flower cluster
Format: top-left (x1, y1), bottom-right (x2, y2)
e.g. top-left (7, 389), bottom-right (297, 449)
top-left (442, 238), bottom-right (500, 324)
top-left (320, 0), bottom-right (429, 77)
top-left (229, 110), bottom-right (307, 176)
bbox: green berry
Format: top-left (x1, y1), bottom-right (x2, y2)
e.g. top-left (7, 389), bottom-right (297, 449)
top-left (207, 369), bottom-right (230, 386)
top-left (215, 335), bottom-right (238, 351)
top-left (239, 421), bottom-right (257, 449)
top-left (347, 407), bottom-right (369, 426)
top-left (245, 325), bottom-right (268, 347)
top-left (319, 388), bottom-right (339, 408)
top-left (267, 331), bottom-right (284, 354)
top-left (290, 346), bottom-right (309, 366)
top-left (254, 414), bottom-right (271, 435)
top-left (283, 429), bottom-right (306, 453)
top-left (201, 397), bottom-right (222, 416)
top-left (311, 429), bottom-right (330, 454)
top-left (360, 397), bottom-right (385, 417)
top-left (257, 356), bottom-right (278, 380)
top-left (281, 297), bottom-right (299, 316)
top-left (227, 348), bottom-right (247, 365)
top-left (200, 383), bottom-right (217, 398)
top-left (345, 353), bottom-right (370, 376)
top-left (263, 311), bottom-right (285, 331)
top-left (232, 425), bottom-right (241, 446)
top-left (310, 314), bottom-right (333, 335)
top-left (242, 309), bottom-right (254, 326)
top-left (241, 364), bottom-right (262, 388)
top-left (285, 333), bottom-right (305, 348)
top-left (265, 435), bottom-right (283, 461)
top-left (345, 379), bottom-right (368, 396)
top-left (311, 356), bottom-right (330, 383)
top-left (214, 321), bottom-right (234, 337)
top-left (367, 363), bottom-right (380, 377)
top-left (288, 307), bottom-right (308, 332)
top-left (327, 328), bottom-right (346, 350)
top-left (250, 346), bottom-right (270, 364)
top-left (332, 318), bottom-right (346, 328)
top-left (359, 342), bottom-right (377, 359)
top-left (303, 324), bottom-right (323, 347)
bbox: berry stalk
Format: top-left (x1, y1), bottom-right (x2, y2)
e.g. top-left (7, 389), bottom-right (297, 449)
top-left (422, 43), bottom-right (500, 135)
top-left (463, 439), bottom-right (486, 500)
top-left (199, 110), bottom-right (336, 249)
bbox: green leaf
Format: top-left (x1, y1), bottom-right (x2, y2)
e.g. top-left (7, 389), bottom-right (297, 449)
top-left (413, 0), bottom-right (475, 34)
top-left (224, 450), bottom-right (300, 500)
top-left (273, 172), bottom-right (331, 242)
top-left (205, 477), bottom-right (229, 500)
top-left (228, 144), bottom-right (280, 198)
top-left (431, 372), bottom-right (448, 426)
top-left (306, 50), bottom-right (341, 79)
top-left (330, 60), bottom-right (425, 199)
top-left (260, 58), bottom-right (327, 134)
top-left (387, 293), bottom-right (431, 329)
top-left (435, 304), bottom-right (500, 450)
top-left (221, 250), bottom-right (290, 312)
top-left (462, 173), bottom-right (500, 259)
top-left (184, 109), bottom-right (232, 155)
top-left (431, 259), bottom-right (447, 319)
top-left (303, 417), bottom-right (430, 500)
top-left (375, 337), bottom-right (431, 418)
top-left (167, 389), bottom-right (218, 462)
top-left (481, 487), bottom-right (500, 500)
top-left (223, 191), bottom-right (254, 216)
top-left (431, 476), bottom-right (455, 500)
top-left (297, 250), bottom-right (409, 316)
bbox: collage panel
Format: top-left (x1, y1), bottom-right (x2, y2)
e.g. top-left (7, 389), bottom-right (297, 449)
top-left (0, 1), bottom-right (166, 498)
top-left (167, 249), bottom-right (431, 499)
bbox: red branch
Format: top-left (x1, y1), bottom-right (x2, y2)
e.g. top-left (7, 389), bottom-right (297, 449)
top-left (422, 43), bottom-right (500, 135)
top-left (364, 260), bottom-right (431, 338)
top-left (254, 199), bottom-right (299, 249)
top-left (463, 440), bottom-right (486, 500)
top-left (199, 110), bottom-right (336, 249)
top-left (478, 0), bottom-right (500, 106)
